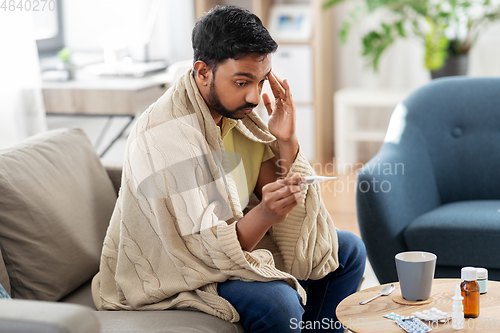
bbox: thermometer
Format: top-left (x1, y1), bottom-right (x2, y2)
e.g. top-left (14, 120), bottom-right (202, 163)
top-left (303, 176), bottom-right (338, 185)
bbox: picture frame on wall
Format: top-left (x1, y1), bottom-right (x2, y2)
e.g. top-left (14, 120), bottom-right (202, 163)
top-left (268, 4), bottom-right (313, 43)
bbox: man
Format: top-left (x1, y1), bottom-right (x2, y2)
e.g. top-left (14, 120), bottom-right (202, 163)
top-left (92, 5), bottom-right (365, 333)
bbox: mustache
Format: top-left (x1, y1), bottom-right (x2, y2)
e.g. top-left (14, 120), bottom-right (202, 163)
top-left (235, 103), bottom-right (258, 112)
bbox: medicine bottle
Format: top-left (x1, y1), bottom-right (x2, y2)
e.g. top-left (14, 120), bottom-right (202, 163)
top-left (475, 268), bottom-right (488, 294)
top-left (460, 267), bottom-right (479, 318)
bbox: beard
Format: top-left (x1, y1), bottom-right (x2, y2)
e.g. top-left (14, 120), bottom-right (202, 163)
top-left (207, 78), bottom-right (258, 120)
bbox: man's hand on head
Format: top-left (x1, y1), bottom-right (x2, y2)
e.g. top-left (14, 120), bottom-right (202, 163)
top-left (262, 71), bottom-right (300, 178)
top-left (262, 71), bottom-right (297, 144)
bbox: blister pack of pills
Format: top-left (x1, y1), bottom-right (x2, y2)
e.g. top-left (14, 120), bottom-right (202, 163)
top-left (396, 318), bottom-right (432, 333)
top-left (383, 312), bottom-right (415, 321)
top-left (413, 307), bottom-right (451, 323)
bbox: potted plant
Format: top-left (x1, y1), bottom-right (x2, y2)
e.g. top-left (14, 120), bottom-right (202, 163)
top-left (323, 0), bottom-right (500, 78)
top-left (57, 47), bottom-right (76, 81)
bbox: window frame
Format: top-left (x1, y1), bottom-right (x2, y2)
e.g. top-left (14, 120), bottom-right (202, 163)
top-left (36, 0), bottom-right (64, 56)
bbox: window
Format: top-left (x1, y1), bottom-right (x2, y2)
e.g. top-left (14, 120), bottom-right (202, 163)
top-left (34, 0), bottom-right (63, 56)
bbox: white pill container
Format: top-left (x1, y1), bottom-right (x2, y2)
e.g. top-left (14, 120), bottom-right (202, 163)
top-left (475, 268), bottom-right (488, 294)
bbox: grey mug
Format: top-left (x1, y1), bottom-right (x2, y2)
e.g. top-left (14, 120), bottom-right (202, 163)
top-left (395, 251), bottom-right (437, 301)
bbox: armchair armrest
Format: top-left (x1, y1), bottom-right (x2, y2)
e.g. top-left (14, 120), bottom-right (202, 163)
top-left (0, 299), bottom-right (100, 333)
top-left (356, 119), bottom-right (441, 284)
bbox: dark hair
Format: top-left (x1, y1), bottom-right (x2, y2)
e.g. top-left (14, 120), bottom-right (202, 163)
top-left (192, 5), bottom-right (278, 74)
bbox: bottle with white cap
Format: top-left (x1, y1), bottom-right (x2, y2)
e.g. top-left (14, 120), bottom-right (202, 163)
top-left (452, 284), bottom-right (465, 330)
top-left (475, 268), bottom-right (488, 294)
top-left (461, 267), bottom-right (480, 318)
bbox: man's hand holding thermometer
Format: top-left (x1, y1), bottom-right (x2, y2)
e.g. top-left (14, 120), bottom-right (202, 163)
top-left (235, 173), bottom-right (338, 251)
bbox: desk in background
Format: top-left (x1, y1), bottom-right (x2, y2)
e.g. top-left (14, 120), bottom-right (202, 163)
top-left (42, 71), bottom-right (171, 156)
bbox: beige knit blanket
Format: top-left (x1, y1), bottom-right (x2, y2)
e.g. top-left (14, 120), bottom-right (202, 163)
top-left (91, 68), bottom-right (339, 322)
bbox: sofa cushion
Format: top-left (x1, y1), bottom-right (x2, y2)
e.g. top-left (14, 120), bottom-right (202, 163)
top-left (404, 200), bottom-right (500, 269)
top-left (0, 128), bottom-right (117, 301)
top-left (96, 310), bottom-right (244, 333)
top-left (0, 299), bottom-right (100, 333)
top-left (59, 280), bottom-right (96, 310)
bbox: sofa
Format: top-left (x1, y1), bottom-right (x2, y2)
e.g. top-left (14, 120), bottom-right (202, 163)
top-left (0, 128), bottom-right (243, 332)
top-left (356, 77), bottom-right (500, 285)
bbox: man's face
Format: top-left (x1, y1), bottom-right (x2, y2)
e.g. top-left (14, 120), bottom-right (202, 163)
top-left (206, 54), bottom-right (272, 120)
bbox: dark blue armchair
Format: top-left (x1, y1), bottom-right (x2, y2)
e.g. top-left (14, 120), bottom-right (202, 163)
top-left (356, 77), bottom-right (500, 284)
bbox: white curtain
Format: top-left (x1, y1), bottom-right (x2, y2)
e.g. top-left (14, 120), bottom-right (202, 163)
top-left (0, 11), bottom-right (47, 149)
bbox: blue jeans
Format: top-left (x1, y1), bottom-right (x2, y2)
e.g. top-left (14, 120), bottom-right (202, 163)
top-left (217, 230), bottom-right (366, 333)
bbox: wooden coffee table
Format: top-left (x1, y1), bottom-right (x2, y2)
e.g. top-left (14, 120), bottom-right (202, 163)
top-left (337, 279), bottom-right (500, 332)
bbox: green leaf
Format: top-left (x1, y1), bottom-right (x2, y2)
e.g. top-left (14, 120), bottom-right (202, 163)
top-left (322, 0), bottom-right (346, 9)
top-left (424, 19), bottom-right (450, 70)
top-left (340, 21), bottom-right (351, 44)
top-left (57, 48), bottom-right (71, 64)
top-left (395, 20), bottom-right (406, 37)
top-left (381, 23), bottom-right (391, 37)
top-left (361, 24), bottom-right (395, 72)
top-left (438, 12), bottom-right (450, 19)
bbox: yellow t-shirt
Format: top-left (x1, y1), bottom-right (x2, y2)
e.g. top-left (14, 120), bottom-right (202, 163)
top-left (218, 117), bottom-right (274, 208)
